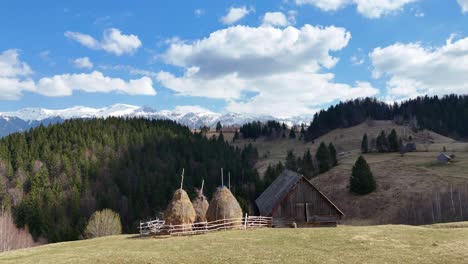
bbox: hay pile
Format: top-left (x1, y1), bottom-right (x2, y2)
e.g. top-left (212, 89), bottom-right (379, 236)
top-left (164, 189), bottom-right (196, 226)
top-left (192, 188), bottom-right (209, 223)
top-left (206, 187), bottom-right (243, 223)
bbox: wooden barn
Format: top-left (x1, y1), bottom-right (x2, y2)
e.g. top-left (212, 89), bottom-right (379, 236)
top-left (256, 170), bottom-right (344, 227)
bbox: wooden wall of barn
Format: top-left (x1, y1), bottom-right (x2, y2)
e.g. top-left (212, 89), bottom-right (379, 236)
top-left (272, 179), bottom-right (342, 226)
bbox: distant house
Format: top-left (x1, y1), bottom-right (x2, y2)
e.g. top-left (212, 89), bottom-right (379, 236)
top-left (405, 143), bottom-right (417, 152)
top-left (255, 170), bottom-right (344, 227)
top-left (437, 153), bottom-right (452, 164)
top-left (220, 126), bottom-right (239, 133)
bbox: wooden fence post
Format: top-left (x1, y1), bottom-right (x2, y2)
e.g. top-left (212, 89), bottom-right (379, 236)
top-left (244, 213), bottom-right (248, 230)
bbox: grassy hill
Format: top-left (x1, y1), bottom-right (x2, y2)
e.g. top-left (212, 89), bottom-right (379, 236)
top-left (1, 224), bottom-right (468, 263)
top-left (230, 120), bottom-right (468, 224)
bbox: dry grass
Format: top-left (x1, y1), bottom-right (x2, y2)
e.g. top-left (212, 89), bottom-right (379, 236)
top-left (1, 224), bottom-right (468, 263)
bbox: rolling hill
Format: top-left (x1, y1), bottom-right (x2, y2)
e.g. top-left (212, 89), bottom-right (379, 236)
top-left (231, 120), bottom-right (468, 225)
top-left (0, 224), bottom-right (467, 263)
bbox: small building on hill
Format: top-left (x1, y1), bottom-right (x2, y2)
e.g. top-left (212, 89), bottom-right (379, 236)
top-left (437, 153), bottom-right (452, 164)
top-left (256, 170), bottom-right (344, 227)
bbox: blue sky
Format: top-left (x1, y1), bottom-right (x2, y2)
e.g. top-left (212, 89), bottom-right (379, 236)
top-left (1, 0), bottom-right (467, 117)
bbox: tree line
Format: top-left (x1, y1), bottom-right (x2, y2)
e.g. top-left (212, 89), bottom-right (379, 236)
top-left (0, 118), bottom-right (264, 243)
top-left (304, 95), bottom-right (468, 141)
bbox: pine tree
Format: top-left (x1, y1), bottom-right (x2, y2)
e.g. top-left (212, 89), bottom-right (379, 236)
top-left (388, 129), bottom-right (399, 152)
top-left (328, 143), bottom-right (338, 166)
top-left (302, 149), bottom-right (315, 178)
top-left (216, 121), bottom-right (222, 132)
top-left (285, 150), bottom-right (297, 171)
top-left (233, 130), bottom-right (240, 142)
top-left (350, 156), bottom-right (376, 195)
top-left (361, 133), bottom-right (369, 153)
top-left (289, 128), bottom-right (296, 139)
top-left (300, 124), bottom-right (305, 140)
top-left (376, 131), bottom-right (389, 153)
top-left (316, 142), bottom-right (331, 173)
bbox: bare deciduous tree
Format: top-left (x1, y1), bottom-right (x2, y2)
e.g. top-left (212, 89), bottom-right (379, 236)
top-left (84, 209), bottom-right (122, 239)
top-left (0, 208), bottom-right (38, 252)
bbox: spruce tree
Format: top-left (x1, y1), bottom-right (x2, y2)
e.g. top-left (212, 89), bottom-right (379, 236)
top-left (289, 128), bottom-right (296, 139)
top-left (285, 150), bottom-right (298, 171)
top-left (233, 130), bottom-right (240, 142)
top-left (216, 121), bottom-right (222, 132)
top-left (316, 142), bottom-right (331, 173)
top-left (388, 129), bottom-right (399, 152)
top-left (350, 156), bottom-right (376, 195)
top-left (361, 133), bottom-right (369, 153)
top-left (302, 149), bottom-right (315, 178)
top-left (376, 131), bottom-right (389, 153)
top-left (328, 143), bottom-right (338, 166)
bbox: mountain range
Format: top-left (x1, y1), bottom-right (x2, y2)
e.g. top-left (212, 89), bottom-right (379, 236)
top-left (0, 104), bottom-right (313, 137)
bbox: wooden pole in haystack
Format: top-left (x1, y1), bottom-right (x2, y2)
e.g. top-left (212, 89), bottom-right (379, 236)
top-left (228, 172), bottom-right (231, 190)
top-left (201, 179), bottom-right (204, 193)
top-left (221, 168), bottom-right (224, 187)
top-left (180, 168), bottom-right (185, 190)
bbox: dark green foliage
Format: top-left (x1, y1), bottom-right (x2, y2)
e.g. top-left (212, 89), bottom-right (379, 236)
top-left (0, 118), bottom-right (261, 242)
top-left (240, 121), bottom-right (283, 139)
top-left (361, 134), bottom-right (369, 153)
top-left (376, 131), bottom-right (389, 153)
top-left (388, 129), bottom-right (400, 152)
top-left (299, 124), bottom-right (305, 140)
top-left (233, 130), bottom-right (240, 142)
top-left (350, 156), bottom-right (376, 195)
top-left (285, 150), bottom-right (297, 172)
top-left (316, 143), bottom-right (331, 173)
top-left (263, 162), bottom-right (284, 189)
top-left (301, 149), bottom-right (315, 178)
top-left (328, 143), bottom-right (338, 166)
top-left (304, 95), bottom-right (468, 141)
top-left (289, 128), bottom-right (296, 139)
top-left (216, 121), bottom-right (222, 132)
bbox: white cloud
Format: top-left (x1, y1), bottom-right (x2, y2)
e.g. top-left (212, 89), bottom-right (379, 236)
top-left (157, 25), bottom-right (378, 117)
top-left (36, 71), bottom-right (155, 97)
top-left (0, 49), bottom-right (156, 99)
top-left (220, 6), bottom-right (253, 25)
top-left (65, 28), bottom-right (142, 55)
top-left (370, 35), bottom-right (468, 100)
top-left (73, 57), bottom-right (93, 69)
top-left (0, 49), bottom-right (35, 100)
top-left (295, 0), bottom-right (418, 18)
top-left (458, 0), bottom-right (468, 13)
top-left (262, 12), bottom-right (290, 27)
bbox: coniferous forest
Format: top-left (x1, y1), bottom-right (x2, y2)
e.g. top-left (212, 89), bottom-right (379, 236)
top-left (305, 95), bottom-right (468, 141)
top-left (0, 118), bottom-right (261, 242)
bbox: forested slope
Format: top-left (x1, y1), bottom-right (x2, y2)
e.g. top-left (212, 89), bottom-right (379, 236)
top-left (0, 118), bottom-right (261, 242)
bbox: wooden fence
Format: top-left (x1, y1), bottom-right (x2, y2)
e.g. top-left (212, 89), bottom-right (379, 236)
top-left (139, 215), bottom-right (272, 237)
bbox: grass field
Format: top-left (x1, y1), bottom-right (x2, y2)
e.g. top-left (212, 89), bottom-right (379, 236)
top-left (1, 224), bottom-right (468, 263)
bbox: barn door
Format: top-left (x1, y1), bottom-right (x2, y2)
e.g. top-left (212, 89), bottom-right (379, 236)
top-left (295, 203), bottom-right (306, 223)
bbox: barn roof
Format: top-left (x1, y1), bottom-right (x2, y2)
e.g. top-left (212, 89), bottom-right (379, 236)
top-left (255, 170), bottom-right (344, 217)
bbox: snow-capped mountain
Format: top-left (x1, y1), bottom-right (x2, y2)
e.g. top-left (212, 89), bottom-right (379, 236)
top-left (0, 104), bottom-right (313, 137)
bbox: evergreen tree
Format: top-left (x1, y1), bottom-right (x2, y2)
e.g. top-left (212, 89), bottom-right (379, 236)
top-left (361, 133), bottom-right (369, 153)
top-left (316, 142), bottom-right (331, 173)
top-left (376, 131), bottom-right (389, 153)
top-left (233, 130), bottom-right (240, 142)
top-left (289, 128), bottom-right (296, 139)
top-left (302, 149), bottom-right (315, 178)
top-left (388, 129), bottom-right (399, 152)
top-left (285, 150), bottom-right (297, 172)
top-left (216, 121), bottom-right (222, 132)
top-left (328, 143), bottom-right (338, 166)
top-left (350, 156), bottom-right (376, 195)
top-left (299, 124), bottom-right (305, 140)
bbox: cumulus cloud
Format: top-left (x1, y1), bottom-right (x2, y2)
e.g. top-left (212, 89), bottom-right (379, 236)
top-left (65, 28), bottom-right (142, 55)
top-left (0, 49), bottom-right (35, 100)
top-left (261, 12), bottom-right (290, 27)
top-left (36, 71), bottom-right (155, 97)
top-left (296, 0), bottom-right (418, 18)
top-left (458, 0), bottom-right (468, 13)
top-left (73, 57), bottom-right (93, 69)
top-left (220, 6), bottom-right (253, 25)
top-left (156, 25), bottom-right (378, 117)
top-left (0, 49), bottom-right (156, 100)
top-left (370, 35), bottom-right (468, 100)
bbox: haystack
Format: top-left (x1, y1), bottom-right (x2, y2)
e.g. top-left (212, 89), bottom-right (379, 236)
top-left (164, 189), bottom-right (196, 227)
top-left (192, 188), bottom-right (209, 222)
top-left (206, 186), bottom-right (243, 223)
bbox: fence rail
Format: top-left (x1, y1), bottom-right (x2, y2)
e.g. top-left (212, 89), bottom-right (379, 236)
top-left (139, 215), bottom-right (272, 237)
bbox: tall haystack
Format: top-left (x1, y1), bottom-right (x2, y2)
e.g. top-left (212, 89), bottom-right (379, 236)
top-left (192, 187), bottom-right (209, 222)
top-left (164, 189), bottom-right (196, 226)
top-left (206, 186), bottom-right (243, 223)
